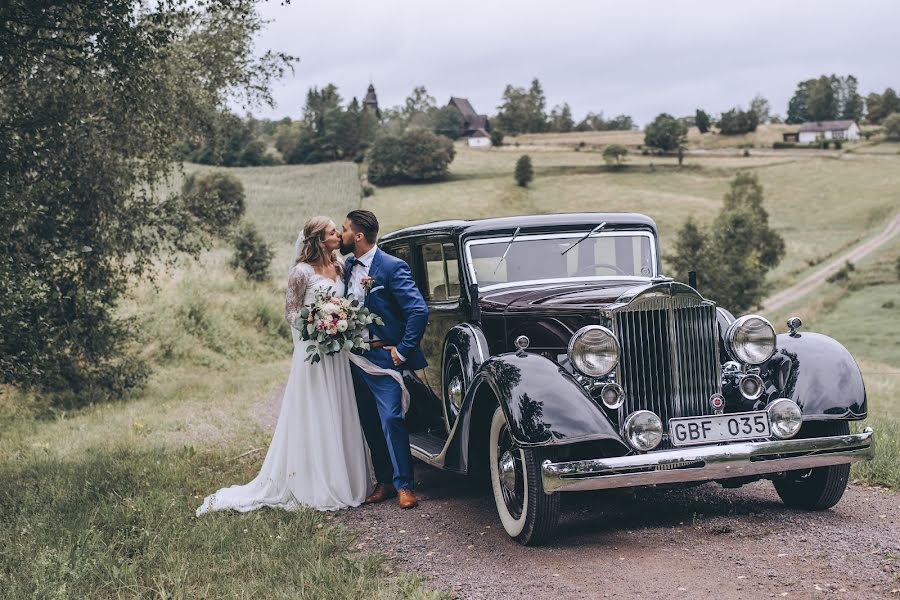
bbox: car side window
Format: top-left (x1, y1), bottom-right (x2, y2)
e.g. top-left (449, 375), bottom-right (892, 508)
top-left (420, 241), bottom-right (460, 301)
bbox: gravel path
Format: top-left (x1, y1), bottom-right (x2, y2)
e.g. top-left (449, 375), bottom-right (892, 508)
top-left (762, 212), bottom-right (900, 313)
top-left (335, 465), bottom-right (900, 599)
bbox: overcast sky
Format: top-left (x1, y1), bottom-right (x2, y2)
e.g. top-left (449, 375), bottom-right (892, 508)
top-left (247, 0), bottom-right (900, 126)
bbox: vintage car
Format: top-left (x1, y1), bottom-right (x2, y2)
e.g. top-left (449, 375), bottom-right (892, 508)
top-left (378, 213), bottom-right (874, 545)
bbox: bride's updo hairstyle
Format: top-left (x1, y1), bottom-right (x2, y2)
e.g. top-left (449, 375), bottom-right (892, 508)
top-left (296, 216), bottom-right (342, 273)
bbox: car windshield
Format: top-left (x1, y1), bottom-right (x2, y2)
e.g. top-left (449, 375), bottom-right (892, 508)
top-left (467, 232), bottom-right (655, 289)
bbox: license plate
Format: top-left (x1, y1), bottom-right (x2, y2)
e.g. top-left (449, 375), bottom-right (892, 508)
top-left (669, 411), bottom-right (770, 447)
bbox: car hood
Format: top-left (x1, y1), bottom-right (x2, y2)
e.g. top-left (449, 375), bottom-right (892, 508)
top-left (480, 279), bottom-right (657, 313)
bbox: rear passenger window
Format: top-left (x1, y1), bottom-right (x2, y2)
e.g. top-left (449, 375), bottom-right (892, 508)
top-left (421, 242), bottom-right (460, 301)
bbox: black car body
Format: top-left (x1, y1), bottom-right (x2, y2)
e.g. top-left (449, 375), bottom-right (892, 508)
top-left (379, 213), bottom-right (874, 545)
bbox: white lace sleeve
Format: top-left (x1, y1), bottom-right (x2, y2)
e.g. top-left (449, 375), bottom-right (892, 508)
top-left (285, 263), bottom-right (312, 325)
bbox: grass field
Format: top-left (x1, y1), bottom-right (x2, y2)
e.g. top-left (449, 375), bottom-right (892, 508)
top-left (0, 164), bottom-right (447, 598)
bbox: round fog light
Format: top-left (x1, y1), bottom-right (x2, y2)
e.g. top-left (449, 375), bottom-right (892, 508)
top-left (624, 410), bottom-right (663, 451)
top-left (767, 398), bottom-right (802, 439)
top-left (739, 374), bottom-right (765, 400)
top-left (600, 383), bottom-right (625, 410)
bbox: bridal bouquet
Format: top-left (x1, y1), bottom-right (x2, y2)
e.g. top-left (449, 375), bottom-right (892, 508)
top-left (293, 289), bottom-right (384, 364)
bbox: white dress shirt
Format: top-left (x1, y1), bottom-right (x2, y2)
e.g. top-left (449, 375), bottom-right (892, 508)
top-left (347, 245), bottom-right (405, 362)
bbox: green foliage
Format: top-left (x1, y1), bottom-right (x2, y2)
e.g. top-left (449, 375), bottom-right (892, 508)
top-left (230, 223), bottom-right (274, 282)
top-left (643, 113), bottom-right (688, 152)
top-left (668, 173), bottom-right (785, 313)
top-left (865, 88), bottom-right (900, 124)
top-left (515, 155), bottom-right (534, 187)
top-left (286, 86), bottom-right (376, 164)
top-left (494, 78), bottom-right (548, 135)
top-left (367, 130), bottom-right (456, 185)
top-left (180, 112), bottom-right (279, 166)
top-left (181, 172), bottom-right (247, 237)
top-left (695, 109), bottom-right (711, 133)
top-left (362, 184), bottom-right (375, 198)
top-left (749, 94), bottom-right (771, 124)
top-left (548, 103), bottom-right (574, 133)
top-left (787, 74), bottom-right (863, 124)
top-left (717, 107), bottom-right (759, 135)
top-left (432, 105), bottom-right (466, 139)
top-left (0, 0), bottom-right (292, 403)
top-left (574, 112), bottom-right (634, 132)
top-left (490, 130), bottom-right (505, 147)
top-left (603, 144), bottom-right (628, 166)
top-left (883, 112), bottom-right (900, 139)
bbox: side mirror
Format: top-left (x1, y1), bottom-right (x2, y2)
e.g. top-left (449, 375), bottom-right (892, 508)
top-left (468, 283), bottom-right (481, 323)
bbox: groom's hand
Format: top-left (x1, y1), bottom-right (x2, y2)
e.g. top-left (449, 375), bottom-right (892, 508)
top-left (384, 346), bottom-right (404, 366)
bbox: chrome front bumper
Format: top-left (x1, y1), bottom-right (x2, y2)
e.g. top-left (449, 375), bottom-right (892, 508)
top-left (541, 427), bottom-right (874, 493)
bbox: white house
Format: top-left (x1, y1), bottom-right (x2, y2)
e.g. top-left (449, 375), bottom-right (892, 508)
top-left (798, 120), bottom-right (860, 143)
top-left (467, 128), bottom-right (492, 148)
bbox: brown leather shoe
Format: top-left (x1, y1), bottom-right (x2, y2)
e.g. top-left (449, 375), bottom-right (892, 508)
top-left (365, 483), bottom-right (397, 504)
top-left (398, 488), bottom-right (418, 509)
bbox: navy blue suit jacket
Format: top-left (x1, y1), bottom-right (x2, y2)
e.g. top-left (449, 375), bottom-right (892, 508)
top-left (346, 248), bottom-right (429, 371)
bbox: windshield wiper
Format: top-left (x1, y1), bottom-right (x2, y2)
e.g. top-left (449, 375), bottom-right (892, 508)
top-left (493, 227), bottom-right (521, 276)
top-left (561, 222), bottom-right (606, 256)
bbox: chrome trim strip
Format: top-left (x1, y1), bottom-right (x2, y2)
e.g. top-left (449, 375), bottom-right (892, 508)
top-left (541, 427), bottom-right (874, 493)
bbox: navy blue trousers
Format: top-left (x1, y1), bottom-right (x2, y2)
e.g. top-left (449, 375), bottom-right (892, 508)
top-left (350, 349), bottom-right (414, 490)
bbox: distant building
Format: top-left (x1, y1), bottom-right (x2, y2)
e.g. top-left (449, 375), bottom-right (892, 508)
top-left (467, 128), bottom-right (491, 148)
top-left (782, 132), bottom-right (800, 143)
top-left (363, 83), bottom-right (381, 120)
top-left (797, 120), bottom-right (859, 143)
top-left (447, 97), bottom-right (490, 139)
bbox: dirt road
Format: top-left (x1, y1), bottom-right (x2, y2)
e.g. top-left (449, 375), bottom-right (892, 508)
top-left (762, 212), bottom-right (900, 313)
top-left (335, 465), bottom-right (900, 599)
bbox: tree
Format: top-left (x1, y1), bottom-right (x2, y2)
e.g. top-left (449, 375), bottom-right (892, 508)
top-left (402, 85), bottom-right (437, 124)
top-left (230, 222), bottom-right (274, 282)
top-left (866, 88), bottom-right (900, 124)
top-left (884, 113), bottom-right (900, 139)
top-left (695, 109), bottom-right (711, 134)
top-left (644, 113), bottom-right (688, 152)
top-left (181, 111), bottom-right (277, 166)
top-left (787, 80), bottom-right (811, 124)
top-left (495, 78), bottom-right (548, 134)
top-left (749, 95), bottom-right (771, 124)
top-left (717, 107), bottom-right (759, 135)
top-left (0, 0), bottom-right (292, 402)
top-left (787, 74), bottom-right (864, 123)
top-left (668, 173), bottom-right (785, 312)
top-left (432, 106), bottom-right (465, 139)
top-left (602, 144), bottom-right (628, 166)
top-left (807, 76), bottom-right (838, 122)
top-left (515, 155), bottom-right (534, 187)
top-left (548, 103), bottom-right (574, 133)
top-left (181, 172), bottom-right (246, 237)
top-left (840, 75), bottom-right (864, 121)
top-left (367, 130), bottom-right (455, 185)
top-left (490, 130), bottom-right (505, 147)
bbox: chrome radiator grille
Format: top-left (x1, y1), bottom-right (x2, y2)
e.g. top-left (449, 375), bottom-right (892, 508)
top-left (611, 294), bottom-right (721, 425)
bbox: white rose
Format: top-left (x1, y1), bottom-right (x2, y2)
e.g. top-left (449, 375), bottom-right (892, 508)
top-left (336, 320), bottom-right (348, 332)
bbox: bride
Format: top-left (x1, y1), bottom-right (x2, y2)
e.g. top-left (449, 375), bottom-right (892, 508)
top-left (196, 216), bottom-right (372, 515)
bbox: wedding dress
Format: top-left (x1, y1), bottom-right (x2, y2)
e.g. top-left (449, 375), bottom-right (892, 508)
top-left (196, 262), bottom-right (372, 515)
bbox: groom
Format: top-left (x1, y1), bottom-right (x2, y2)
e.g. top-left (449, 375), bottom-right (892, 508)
top-left (340, 210), bottom-right (429, 509)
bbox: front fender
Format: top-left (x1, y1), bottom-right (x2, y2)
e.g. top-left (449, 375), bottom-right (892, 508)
top-left (467, 352), bottom-right (622, 447)
top-left (761, 332), bottom-right (867, 419)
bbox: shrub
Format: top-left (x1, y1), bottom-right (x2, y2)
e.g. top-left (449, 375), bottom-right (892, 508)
top-left (884, 113), bottom-right (900, 139)
top-left (361, 184), bottom-right (375, 198)
top-left (772, 142), bottom-right (796, 149)
top-left (367, 130), bottom-right (456, 185)
top-left (230, 223), bottom-right (274, 282)
top-left (717, 108), bottom-right (759, 135)
top-left (603, 144), bottom-right (628, 166)
top-left (490, 130), bottom-right (505, 147)
top-left (882, 300), bottom-right (895, 309)
top-left (834, 139), bottom-right (843, 150)
top-left (514, 155), bottom-right (534, 187)
top-left (181, 172), bottom-right (246, 237)
top-left (644, 113), bottom-right (688, 152)
top-left (820, 140), bottom-right (831, 149)
top-left (743, 149), bottom-right (750, 157)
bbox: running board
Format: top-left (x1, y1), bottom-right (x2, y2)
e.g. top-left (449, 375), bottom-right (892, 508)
top-left (409, 432), bottom-right (448, 465)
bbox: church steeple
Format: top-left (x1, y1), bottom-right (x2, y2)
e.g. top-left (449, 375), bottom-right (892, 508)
top-left (363, 83), bottom-right (381, 119)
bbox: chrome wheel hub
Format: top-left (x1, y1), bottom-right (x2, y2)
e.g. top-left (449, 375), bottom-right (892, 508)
top-left (499, 450), bottom-right (517, 495)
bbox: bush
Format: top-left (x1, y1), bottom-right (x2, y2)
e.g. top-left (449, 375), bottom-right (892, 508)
top-left (603, 144), bottom-right (628, 166)
top-left (514, 155), bottom-right (534, 187)
top-left (743, 149), bottom-right (750, 157)
top-left (644, 113), bottom-right (688, 152)
top-left (361, 184), bottom-right (375, 198)
top-left (772, 141), bottom-right (795, 149)
top-left (884, 112), bottom-right (900, 139)
top-left (367, 130), bottom-right (456, 185)
top-left (181, 172), bottom-right (246, 237)
top-left (834, 139), bottom-right (843, 149)
top-left (490, 130), bottom-right (505, 147)
top-left (820, 140), bottom-right (831, 149)
top-left (230, 223), bottom-right (274, 282)
top-left (717, 107), bottom-right (759, 135)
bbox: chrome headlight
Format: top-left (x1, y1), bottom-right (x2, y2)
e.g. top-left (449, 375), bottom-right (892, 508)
top-left (725, 315), bottom-right (777, 365)
top-left (567, 325), bottom-right (620, 377)
top-left (624, 410), bottom-right (663, 451)
top-left (767, 398), bottom-right (802, 439)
